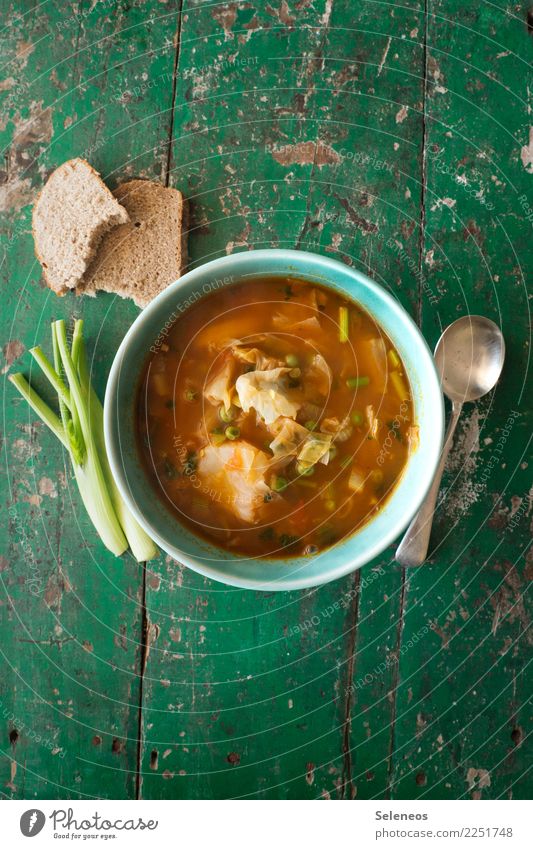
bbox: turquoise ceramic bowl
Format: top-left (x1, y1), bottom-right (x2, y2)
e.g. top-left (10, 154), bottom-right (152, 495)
top-left (104, 250), bottom-right (444, 591)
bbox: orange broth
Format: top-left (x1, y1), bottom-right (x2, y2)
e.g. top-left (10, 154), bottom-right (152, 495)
top-left (136, 277), bottom-right (416, 558)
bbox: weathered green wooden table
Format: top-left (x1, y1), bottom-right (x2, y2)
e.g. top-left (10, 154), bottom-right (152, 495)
top-left (1, 0), bottom-right (531, 801)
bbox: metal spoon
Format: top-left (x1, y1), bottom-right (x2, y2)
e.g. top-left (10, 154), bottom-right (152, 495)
top-left (395, 315), bottom-right (505, 567)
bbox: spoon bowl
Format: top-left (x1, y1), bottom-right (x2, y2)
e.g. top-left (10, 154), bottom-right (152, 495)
top-left (435, 315), bottom-right (505, 403)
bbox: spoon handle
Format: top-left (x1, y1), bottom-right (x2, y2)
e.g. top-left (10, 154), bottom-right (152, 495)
top-left (395, 401), bottom-right (463, 567)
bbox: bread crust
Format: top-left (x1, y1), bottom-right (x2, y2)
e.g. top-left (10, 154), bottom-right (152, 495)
top-left (81, 178), bottom-right (188, 308)
top-left (32, 158), bottom-right (128, 294)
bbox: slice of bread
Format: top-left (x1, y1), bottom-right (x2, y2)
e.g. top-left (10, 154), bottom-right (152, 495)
top-left (81, 180), bottom-right (187, 308)
top-left (33, 158), bottom-right (129, 295)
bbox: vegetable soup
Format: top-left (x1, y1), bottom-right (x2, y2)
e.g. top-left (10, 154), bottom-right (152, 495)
top-left (136, 277), bottom-right (417, 557)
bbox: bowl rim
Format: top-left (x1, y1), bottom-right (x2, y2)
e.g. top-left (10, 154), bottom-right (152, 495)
top-left (104, 249), bottom-right (444, 590)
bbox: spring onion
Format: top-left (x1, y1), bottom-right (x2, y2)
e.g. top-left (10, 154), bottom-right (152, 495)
top-left (10, 320), bottom-right (158, 562)
top-left (388, 349), bottom-right (401, 369)
top-left (9, 374), bottom-right (70, 452)
top-left (72, 322), bottom-right (159, 562)
top-left (270, 475), bottom-right (288, 492)
top-left (390, 371), bottom-right (409, 401)
top-left (346, 376), bottom-right (370, 389)
top-left (339, 306), bottom-right (349, 343)
top-left (296, 461), bottom-right (314, 476)
top-left (350, 410), bottom-right (363, 426)
top-left (224, 425), bottom-right (240, 440)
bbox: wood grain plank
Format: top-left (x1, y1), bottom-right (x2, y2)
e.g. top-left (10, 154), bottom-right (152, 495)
top-left (389, 0), bottom-right (533, 800)
top-left (299, 0), bottom-right (428, 799)
top-left (0, 0), bottom-right (179, 799)
top-left (138, 0), bottom-right (357, 800)
top-left (137, 0), bottom-right (428, 800)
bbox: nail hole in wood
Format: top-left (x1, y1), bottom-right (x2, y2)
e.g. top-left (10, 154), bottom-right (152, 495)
top-left (111, 737), bottom-right (124, 754)
top-left (9, 728), bottom-right (19, 745)
top-left (415, 771), bottom-right (427, 786)
top-left (150, 749), bottom-right (159, 770)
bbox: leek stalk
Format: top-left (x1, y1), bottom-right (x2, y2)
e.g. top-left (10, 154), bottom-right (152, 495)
top-left (339, 306), bottom-right (349, 343)
top-left (9, 320), bottom-right (157, 561)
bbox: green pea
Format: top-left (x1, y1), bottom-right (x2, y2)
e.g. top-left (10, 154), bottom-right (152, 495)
top-left (219, 405), bottom-right (235, 423)
top-left (285, 353), bottom-right (299, 367)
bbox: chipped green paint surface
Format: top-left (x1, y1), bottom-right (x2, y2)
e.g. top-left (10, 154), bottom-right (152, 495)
top-left (0, 0), bottom-right (531, 800)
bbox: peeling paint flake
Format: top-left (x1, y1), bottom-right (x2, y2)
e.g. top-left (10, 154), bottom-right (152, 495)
top-left (520, 127), bottom-right (533, 173)
top-left (212, 3), bottom-right (239, 39)
top-left (6, 760), bottom-right (17, 792)
top-left (424, 248), bottom-right (435, 268)
top-left (321, 0), bottom-right (334, 27)
top-left (38, 476), bottom-right (58, 498)
top-left (377, 37), bottom-right (391, 77)
top-left (266, 0), bottom-right (295, 26)
top-left (444, 408), bottom-right (483, 518)
top-left (14, 100), bottom-right (53, 148)
top-left (0, 178), bottom-right (33, 213)
top-left (395, 104), bottom-right (409, 124)
top-left (430, 197), bottom-right (457, 212)
top-left (466, 767), bottom-right (491, 791)
top-left (12, 437), bottom-right (42, 461)
top-left (271, 141), bottom-right (340, 168)
top-left (2, 340), bottom-right (25, 372)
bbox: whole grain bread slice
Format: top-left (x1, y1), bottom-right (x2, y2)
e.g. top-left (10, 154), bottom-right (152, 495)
top-left (33, 158), bottom-right (129, 295)
top-left (81, 180), bottom-right (187, 308)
